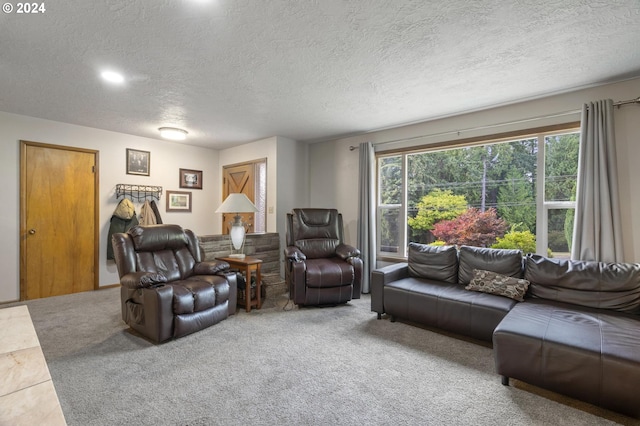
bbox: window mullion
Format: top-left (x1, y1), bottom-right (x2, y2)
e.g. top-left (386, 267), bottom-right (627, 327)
top-left (401, 154), bottom-right (408, 257)
top-left (536, 134), bottom-right (547, 255)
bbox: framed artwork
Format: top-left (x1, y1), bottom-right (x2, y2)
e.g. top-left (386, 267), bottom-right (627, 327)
top-left (166, 191), bottom-right (192, 212)
top-left (179, 168), bottom-right (203, 189)
top-left (126, 148), bottom-right (150, 176)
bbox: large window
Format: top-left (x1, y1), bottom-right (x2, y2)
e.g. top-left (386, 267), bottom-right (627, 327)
top-left (377, 127), bottom-right (579, 258)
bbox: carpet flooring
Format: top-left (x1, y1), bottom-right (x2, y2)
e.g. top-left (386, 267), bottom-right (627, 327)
top-left (8, 288), bottom-right (638, 426)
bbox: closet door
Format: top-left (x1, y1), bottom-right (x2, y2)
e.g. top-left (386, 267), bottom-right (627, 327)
top-left (21, 141), bottom-right (98, 300)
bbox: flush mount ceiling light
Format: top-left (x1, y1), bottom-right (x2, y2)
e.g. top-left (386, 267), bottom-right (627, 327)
top-left (159, 127), bottom-right (188, 141)
top-left (100, 70), bottom-right (125, 84)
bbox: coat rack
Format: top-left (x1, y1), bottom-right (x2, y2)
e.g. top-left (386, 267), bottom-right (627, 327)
top-left (115, 184), bottom-right (163, 201)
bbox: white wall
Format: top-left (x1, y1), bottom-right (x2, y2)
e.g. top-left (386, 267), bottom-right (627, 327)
top-left (276, 136), bottom-right (309, 273)
top-left (307, 139), bottom-right (361, 245)
top-left (276, 136), bottom-right (309, 217)
top-left (308, 77), bottom-right (640, 263)
top-left (0, 112), bottom-right (220, 302)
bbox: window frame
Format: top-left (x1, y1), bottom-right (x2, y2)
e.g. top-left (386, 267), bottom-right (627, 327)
top-left (376, 122), bottom-right (580, 260)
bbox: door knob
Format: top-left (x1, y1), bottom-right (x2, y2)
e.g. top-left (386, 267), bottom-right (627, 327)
top-left (28, 229), bottom-right (36, 234)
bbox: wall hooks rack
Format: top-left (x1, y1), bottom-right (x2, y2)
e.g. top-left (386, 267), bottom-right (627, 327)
top-left (115, 184), bottom-right (163, 201)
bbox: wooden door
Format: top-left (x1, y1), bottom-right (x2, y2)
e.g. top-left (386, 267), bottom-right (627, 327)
top-left (222, 162), bottom-right (255, 234)
top-left (20, 141), bottom-right (98, 300)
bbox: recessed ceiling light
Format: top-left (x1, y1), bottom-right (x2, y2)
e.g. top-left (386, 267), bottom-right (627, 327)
top-left (101, 70), bottom-right (125, 84)
top-left (159, 127), bottom-right (188, 141)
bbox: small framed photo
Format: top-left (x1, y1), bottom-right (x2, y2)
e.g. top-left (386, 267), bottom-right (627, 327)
top-left (126, 148), bottom-right (150, 176)
top-left (179, 168), bottom-right (203, 189)
top-left (166, 191), bottom-right (192, 212)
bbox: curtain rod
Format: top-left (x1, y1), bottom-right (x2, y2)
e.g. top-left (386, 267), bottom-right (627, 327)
top-left (349, 96), bottom-right (640, 151)
top-left (614, 96), bottom-right (640, 107)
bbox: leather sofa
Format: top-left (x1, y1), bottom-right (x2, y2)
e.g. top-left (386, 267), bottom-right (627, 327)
top-left (371, 243), bottom-right (640, 418)
top-left (112, 224), bottom-right (237, 343)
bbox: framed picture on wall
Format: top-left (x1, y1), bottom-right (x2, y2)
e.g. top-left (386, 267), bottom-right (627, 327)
top-left (179, 168), bottom-right (203, 189)
top-left (126, 148), bottom-right (150, 176)
top-left (166, 190), bottom-right (192, 212)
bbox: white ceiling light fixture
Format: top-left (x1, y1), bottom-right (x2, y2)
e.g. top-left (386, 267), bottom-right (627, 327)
top-left (159, 127), bottom-right (188, 141)
top-left (100, 70), bottom-right (125, 84)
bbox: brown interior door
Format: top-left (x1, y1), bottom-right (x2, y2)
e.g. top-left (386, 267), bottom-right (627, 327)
top-left (222, 162), bottom-right (255, 235)
top-left (21, 141), bottom-right (98, 300)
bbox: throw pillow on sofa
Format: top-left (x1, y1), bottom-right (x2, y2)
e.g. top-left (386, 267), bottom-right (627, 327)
top-left (408, 243), bottom-right (458, 283)
top-left (466, 269), bottom-right (530, 302)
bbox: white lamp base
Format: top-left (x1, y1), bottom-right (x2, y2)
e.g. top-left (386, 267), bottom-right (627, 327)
top-left (229, 218), bottom-right (247, 259)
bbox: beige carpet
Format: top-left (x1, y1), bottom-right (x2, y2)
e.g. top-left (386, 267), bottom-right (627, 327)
top-left (7, 288), bottom-right (638, 426)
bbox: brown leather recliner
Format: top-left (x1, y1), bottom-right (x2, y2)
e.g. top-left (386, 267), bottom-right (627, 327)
top-left (284, 208), bottom-right (362, 306)
top-left (111, 224), bottom-right (237, 343)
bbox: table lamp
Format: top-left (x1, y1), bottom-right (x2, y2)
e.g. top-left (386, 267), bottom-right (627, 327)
top-left (215, 193), bottom-right (258, 258)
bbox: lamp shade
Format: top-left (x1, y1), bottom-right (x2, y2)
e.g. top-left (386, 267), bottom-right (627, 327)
top-left (215, 193), bottom-right (258, 214)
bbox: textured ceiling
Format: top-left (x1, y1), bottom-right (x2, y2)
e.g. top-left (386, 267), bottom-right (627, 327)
top-left (1, 0), bottom-right (640, 149)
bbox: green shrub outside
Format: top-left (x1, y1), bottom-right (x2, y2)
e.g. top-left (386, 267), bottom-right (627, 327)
top-left (491, 228), bottom-right (536, 254)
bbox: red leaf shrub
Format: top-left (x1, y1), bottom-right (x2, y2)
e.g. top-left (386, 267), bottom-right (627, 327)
top-left (431, 208), bottom-right (507, 247)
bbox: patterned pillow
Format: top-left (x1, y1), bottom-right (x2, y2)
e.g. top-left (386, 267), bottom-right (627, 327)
top-left (465, 269), bottom-right (530, 302)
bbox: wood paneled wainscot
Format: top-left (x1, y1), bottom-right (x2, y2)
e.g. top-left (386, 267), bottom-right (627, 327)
top-left (0, 305), bottom-right (66, 425)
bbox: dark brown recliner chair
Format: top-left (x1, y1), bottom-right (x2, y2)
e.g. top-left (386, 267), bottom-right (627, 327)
top-left (284, 208), bottom-right (362, 306)
top-left (111, 224), bottom-right (237, 343)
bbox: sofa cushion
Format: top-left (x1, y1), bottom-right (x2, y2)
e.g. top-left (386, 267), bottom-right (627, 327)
top-left (295, 238), bottom-right (339, 259)
top-left (305, 258), bottom-right (354, 288)
top-left (493, 298), bottom-right (640, 417)
top-left (385, 276), bottom-right (516, 342)
top-left (129, 224), bottom-right (189, 251)
top-left (525, 254), bottom-right (640, 314)
top-left (466, 269), bottom-right (530, 302)
top-left (407, 243), bottom-right (458, 283)
top-left (458, 246), bottom-right (524, 285)
top-left (291, 208), bottom-right (342, 258)
top-left (171, 281), bottom-right (217, 314)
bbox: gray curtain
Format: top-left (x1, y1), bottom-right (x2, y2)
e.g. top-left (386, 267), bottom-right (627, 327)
top-left (571, 99), bottom-right (624, 262)
top-left (357, 142), bottom-right (376, 293)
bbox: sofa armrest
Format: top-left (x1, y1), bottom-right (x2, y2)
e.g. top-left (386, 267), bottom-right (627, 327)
top-left (140, 284), bottom-right (174, 343)
top-left (120, 272), bottom-right (168, 289)
top-left (216, 270), bottom-right (238, 315)
top-left (194, 260), bottom-right (230, 275)
top-left (284, 246), bottom-right (306, 261)
top-left (290, 260), bottom-right (307, 305)
top-left (371, 262), bottom-right (409, 316)
top-left (336, 243), bottom-right (361, 260)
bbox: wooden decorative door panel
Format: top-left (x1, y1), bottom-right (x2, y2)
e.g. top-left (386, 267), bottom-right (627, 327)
top-left (222, 162), bottom-right (255, 234)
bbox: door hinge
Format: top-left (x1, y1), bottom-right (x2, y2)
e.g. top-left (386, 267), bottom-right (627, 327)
top-left (92, 165), bottom-right (95, 173)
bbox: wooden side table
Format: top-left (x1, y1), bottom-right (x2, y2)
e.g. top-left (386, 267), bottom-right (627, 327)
top-left (217, 256), bottom-right (263, 312)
